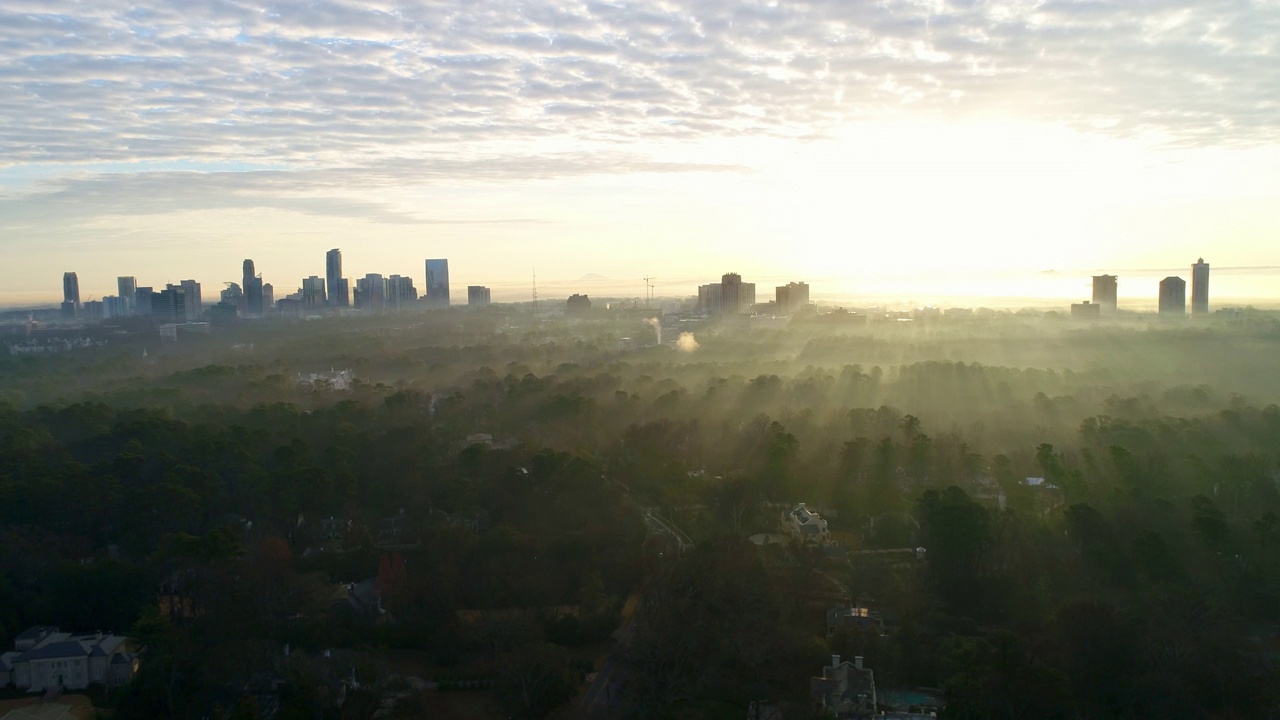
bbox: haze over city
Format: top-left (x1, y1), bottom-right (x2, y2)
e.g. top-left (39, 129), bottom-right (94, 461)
top-left (3, 1), bottom-right (1279, 307)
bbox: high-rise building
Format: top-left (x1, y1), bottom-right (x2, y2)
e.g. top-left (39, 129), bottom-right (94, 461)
top-left (386, 275), bottom-right (417, 311)
top-left (357, 273), bottom-right (385, 311)
top-left (135, 287), bottom-right (154, 315)
top-left (117, 277), bottom-right (137, 314)
top-left (301, 275), bottom-right (327, 310)
top-left (103, 295), bottom-right (128, 319)
top-left (1091, 275), bottom-right (1118, 312)
top-left (62, 272), bottom-right (81, 318)
top-left (179, 280), bottom-right (202, 320)
top-left (1191, 258), bottom-right (1209, 315)
top-left (152, 284), bottom-right (187, 324)
top-left (326, 249), bottom-right (347, 307)
top-left (467, 285), bottom-right (492, 308)
top-left (1159, 276), bottom-right (1186, 315)
top-left (776, 282), bottom-right (811, 314)
top-left (243, 259), bottom-right (263, 316)
top-left (221, 282), bottom-right (243, 305)
top-left (718, 273), bottom-right (754, 314)
top-left (336, 278), bottom-right (350, 309)
top-left (698, 283), bottom-right (722, 314)
top-left (425, 259), bottom-right (450, 308)
top-left (262, 283), bottom-right (274, 312)
top-left (566, 294), bottom-right (591, 316)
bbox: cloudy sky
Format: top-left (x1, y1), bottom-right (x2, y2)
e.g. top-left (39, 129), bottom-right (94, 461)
top-left (2, 0), bottom-right (1279, 306)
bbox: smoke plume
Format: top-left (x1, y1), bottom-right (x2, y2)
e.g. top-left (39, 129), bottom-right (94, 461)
top-left (645, 317), bottom-right (662, 344)
top-left (676, 332), bottom-right (699, 352)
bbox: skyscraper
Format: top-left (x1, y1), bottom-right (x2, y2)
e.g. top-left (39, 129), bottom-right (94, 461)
top-left (357, 273), bottom-right (385, 311)
top-left (326, 249), bottom-right (347, 307)
top-left (467, 285), bottom-right (492, 308)
top-left (243, 259), bottom-right (263, 316)
top-left (719, 273), bottom-right (754, 314)
top-left (153, 284), bottom-right (187, 324)
top-left (425, 259), bottom-right (450, 308)
top-left (302, 276), bottom-right (327, 310)
top-left (1091, 275), bottom-right (1118, 312)
top-left (135, 286), bottom-right (154, 315)
top-left (62, 272), bottom-right (81, 317)
top-left (1191, 258), bottom-right (1209, 315)
top-left (1159, 276), bottom-right (1186, 315)
top-left (180, 280), bottom-right (202, 320)
top-left (776, 281), bottom-right (811, 314)
top-left (117, 276), bottom-right (137, 314)
top-left (385, 275), bottom-right (416, 311)
top-left (698, 283), bottom-right (722, 314)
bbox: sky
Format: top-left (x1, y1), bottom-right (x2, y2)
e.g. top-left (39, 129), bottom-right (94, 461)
top-left (2, 0), bottom-right (1279, 307)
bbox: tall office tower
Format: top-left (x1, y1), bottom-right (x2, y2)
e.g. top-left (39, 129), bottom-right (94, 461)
top-left (135, 287), bottom-right (154, 315)
top-left (467, 285), bottom-right (492, 308)
top-left (117, 277), bottom-right (137, 314)
top-left (776, 281), bottom-right (810, 314)
top-left (221, 282), bottom-right (243, 305)
top-left (301, 275), bottom-right (327, 310)
top-left (698, 283), bottom-right (722, 314)
top-left (425, 259), bottom-right (450, 308)
top-left (62, 272), bottom-right (81, 317)
top-left (179, 280), bottom-right (202, 320)
top-left (326, 249), bottom-right (347, 307)
top-left (720, 273), bottom-right (747, 314)
top-left (103, 296), bottom-right (127, 319)
top-left (262, 283), bottom-right (274, 312)
top-left (243, 259), bottom-right (263, 316)
top-left (1191, 258), bottom-right (1210, 315)
top-left (359, 273), bottom-right (385, 311)
top-left (1159, 276), bottom-right (1187, 315)
top-left (387, 275), bottom-right (404, 311)
top-left (1091, 274), bottom-right (1118, 312)
top-left (386, 275), bottom-right (417, 311)
top-left (152, 284), bottom-right (187, 324)
top-left (336, 278), bottom-right (350, 309)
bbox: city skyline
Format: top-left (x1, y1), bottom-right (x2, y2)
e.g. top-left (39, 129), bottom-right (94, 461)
top-left (18, 251), bottom-right (1265, 313)
top-left (1, 3), bottom-right (1278, 307)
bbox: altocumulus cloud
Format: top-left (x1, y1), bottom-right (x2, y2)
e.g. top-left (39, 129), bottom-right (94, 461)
top-left (1, 0), bottom-right (1278, 222)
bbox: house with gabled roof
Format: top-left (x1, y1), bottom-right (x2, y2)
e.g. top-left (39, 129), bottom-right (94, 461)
top-left (811, 654), bottom-right (876, 719)
top-left (2, 626), bottom-right (137, 692)
top-left (784, 503), bottom-right (830, 544)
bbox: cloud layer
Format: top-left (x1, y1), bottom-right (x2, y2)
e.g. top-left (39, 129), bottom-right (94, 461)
top-left (3, 0), bottom-right (1278, 167)
top-left (1, 0), bottom-right (1278, 231)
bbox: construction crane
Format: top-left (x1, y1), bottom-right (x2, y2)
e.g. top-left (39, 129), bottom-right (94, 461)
top-left (643, 276), bottom-right (656, 308)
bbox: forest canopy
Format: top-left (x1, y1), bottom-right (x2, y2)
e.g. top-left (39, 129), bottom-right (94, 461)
top-left (2, 307), bottom-right (1279, 719)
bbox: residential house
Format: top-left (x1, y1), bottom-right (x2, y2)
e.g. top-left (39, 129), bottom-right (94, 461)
top-left (826, 604), bottom-right (885, 640)
top-left (2, 626), bottom-right (137, 692)
top-left (811, 655), bottom-right (876, 719)
top-left (784, 503), bottom-right (830, 544)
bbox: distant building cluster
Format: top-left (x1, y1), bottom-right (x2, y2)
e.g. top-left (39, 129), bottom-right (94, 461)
top-left (1071, 259), bottom-right (1210, 318)
top-left (50, 252), bottom-right (512, 336)
top-left (694, 274), bottom-right (810, 317)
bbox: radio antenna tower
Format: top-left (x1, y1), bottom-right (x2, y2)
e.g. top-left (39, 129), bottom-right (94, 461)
top-left (643, 276), bottom-right (656, 308)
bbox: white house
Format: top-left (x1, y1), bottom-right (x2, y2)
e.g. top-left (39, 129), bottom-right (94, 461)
top-left (783, 503), bottom-right (830, 544)
top-left (2, 626), bottom-right (137, 692)
top-left (811, 654), bottom-right (876, 718)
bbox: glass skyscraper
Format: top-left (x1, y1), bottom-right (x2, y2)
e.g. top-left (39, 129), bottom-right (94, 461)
top-left (425, 259), bottom-right (450, 308)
